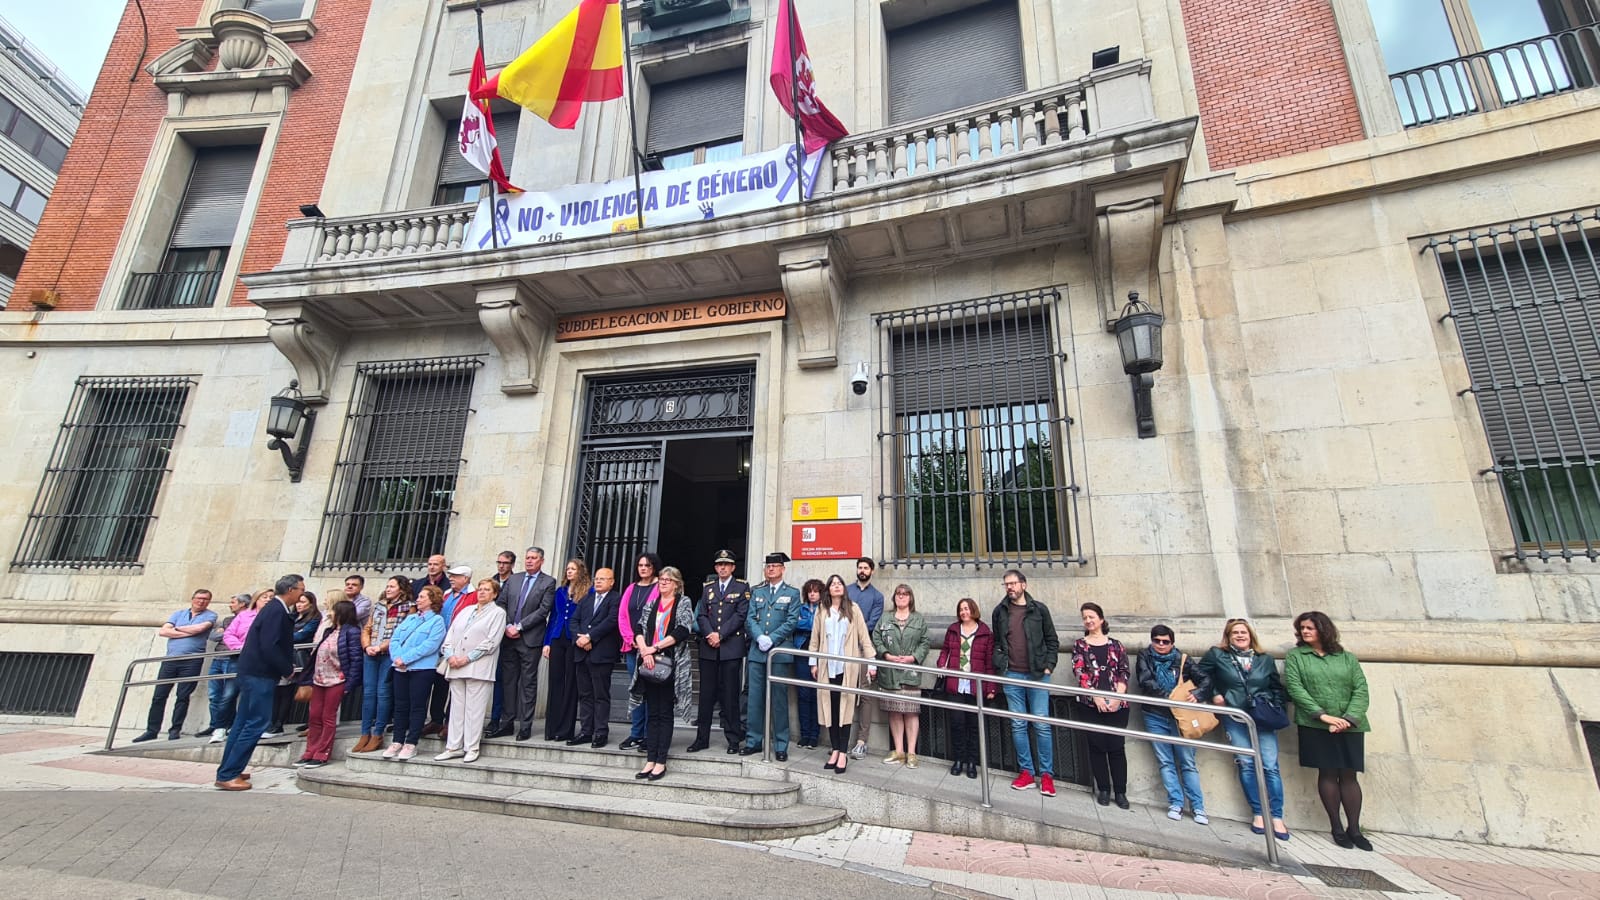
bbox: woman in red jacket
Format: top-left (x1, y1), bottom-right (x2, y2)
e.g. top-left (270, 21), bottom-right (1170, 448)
top-left (936, 598), bottom-right (996, 778)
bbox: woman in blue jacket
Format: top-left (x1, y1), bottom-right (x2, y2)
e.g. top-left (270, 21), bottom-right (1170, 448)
top-left (384, 585), bottom-right (447, 761)
top-left (542, 559), bottom-right (590, 742)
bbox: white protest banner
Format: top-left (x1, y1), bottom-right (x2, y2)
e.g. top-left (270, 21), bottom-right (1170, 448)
top-left (464, 143), bottom-right (825, 252)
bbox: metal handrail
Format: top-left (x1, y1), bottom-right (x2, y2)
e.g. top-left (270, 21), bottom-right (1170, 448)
top-left (106, 642), bottom-right (315, 751)
top-left (1388, 23), bottom-right (1600, 127)
top-left (764, 645), bottom-right (1279, 865)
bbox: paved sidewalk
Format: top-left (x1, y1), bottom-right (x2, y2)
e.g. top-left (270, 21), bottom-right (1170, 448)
top-left (3, 724), bottom-right (1599, 899)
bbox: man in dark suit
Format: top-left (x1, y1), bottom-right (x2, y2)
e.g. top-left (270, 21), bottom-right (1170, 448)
top-left (568, 566), bottom-right (621, 747)
top-left (688, 549), bottom-right (749, 754)
top-left (215, 573), bottom-right (301, 791)
top-left (500, 545), bottom-right (556, 741)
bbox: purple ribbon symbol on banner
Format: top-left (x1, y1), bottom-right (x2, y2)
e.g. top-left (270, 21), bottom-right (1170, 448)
top-left (777, 146), bottom-right (815, 202)
top-left (478, 198), bottom-right (513, 249)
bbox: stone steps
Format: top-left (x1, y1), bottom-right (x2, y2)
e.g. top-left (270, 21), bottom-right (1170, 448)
top-left (297, 764), bottom-right (845, 841)
top-left (340, 750), bottom-right (799, 810)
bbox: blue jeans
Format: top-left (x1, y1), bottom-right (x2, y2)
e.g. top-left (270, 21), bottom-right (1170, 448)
top-left (1142, 707), bottom-right (1205, 813)
top-left (1002, 672), bottom-right (1053, 775)
top-left (359, 653), bottom-right (392, 736)
top-left (1222, 716), bottom-right (1284, 818)
top-left (205, 656), bottom-right (238, 731)
top-left (625, 652), bottom-right (646, 740)
top-left (216, 673), bottom-right (275, 782)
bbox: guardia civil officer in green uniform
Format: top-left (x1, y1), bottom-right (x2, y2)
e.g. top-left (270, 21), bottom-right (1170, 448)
top-left (743, 551), bottom-right (801, 761)
top-left (689, 549), bottom-right (750, 754)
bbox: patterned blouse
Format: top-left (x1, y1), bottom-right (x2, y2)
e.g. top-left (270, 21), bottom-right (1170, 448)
top-left (1071, 637), bottom-right (1129, 707)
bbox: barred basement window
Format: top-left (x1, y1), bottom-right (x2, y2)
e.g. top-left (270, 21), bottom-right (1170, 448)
top-left (1429, 208), bottom-right (1600, 561)
top-left (313, 357), bottom-right (482, 570)
top-left (876, 286), bottom-right (1084, 567)
top-left (13, 376), bottom-right (193, 569)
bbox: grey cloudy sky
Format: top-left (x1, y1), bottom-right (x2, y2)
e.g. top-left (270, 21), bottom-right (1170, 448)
top-left (1, 0), bottom-right (124, 95)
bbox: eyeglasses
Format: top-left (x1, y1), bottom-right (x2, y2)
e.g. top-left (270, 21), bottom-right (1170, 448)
top-left (1001, 580), bottom-right (1022, 587)
top-left (1151, 637), bottom-right (1173, 645)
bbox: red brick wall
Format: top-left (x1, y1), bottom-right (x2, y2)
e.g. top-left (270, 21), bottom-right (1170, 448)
top-left (1179, 0), bottom-right (1367, 170)
top-left (12, 0), bottom-right (372, 311)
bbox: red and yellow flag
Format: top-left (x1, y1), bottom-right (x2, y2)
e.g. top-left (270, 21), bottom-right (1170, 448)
top-left (471, 0), bottom-right (624, 130)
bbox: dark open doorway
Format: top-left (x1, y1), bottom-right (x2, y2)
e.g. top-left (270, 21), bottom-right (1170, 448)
top-left (657, 436), bottom-right (750, 589)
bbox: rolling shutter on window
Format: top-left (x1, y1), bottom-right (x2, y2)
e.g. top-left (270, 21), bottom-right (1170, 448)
top-left (1440, 238), bottom-right (1600, 462)
top-left (437, 111), bottom-right (520, 187)
top-left (169, 145), bottom-right (259, 249)
top-left (891, 314), bottom-right (1053, 414)
top-left (243, 0), bottom-right (305, 20)
top-left (886, 0), bottom-right (1025, 125)
top-left (645, 68), bottom-right (745, 156)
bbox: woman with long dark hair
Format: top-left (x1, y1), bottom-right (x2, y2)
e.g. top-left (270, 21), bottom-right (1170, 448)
top-left (295, 599), bottom-right (363, 769)
top-left (616, 552), bottom-right (661, 752)
top-left (1072, 602), bottom-right (1131, 808)
top-left (1285, 611), bottom-right (1372, 850)
top-left (809, 574), bottom-right (874, 774)
top-left (792, 578), bottom-right (824, 749)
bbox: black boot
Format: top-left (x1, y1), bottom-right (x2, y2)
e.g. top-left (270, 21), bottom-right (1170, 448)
top-left (1096, 789), bottom-right (1110, 806)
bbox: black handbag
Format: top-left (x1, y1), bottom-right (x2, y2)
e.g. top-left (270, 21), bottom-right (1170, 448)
top-left (635, 654), bottom-right (674, 684)
top-left (1248, 693), bottom-right (1290, 731)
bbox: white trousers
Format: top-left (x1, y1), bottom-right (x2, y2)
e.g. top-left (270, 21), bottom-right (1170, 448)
top-left (446, 678), bottom-right (493, 752)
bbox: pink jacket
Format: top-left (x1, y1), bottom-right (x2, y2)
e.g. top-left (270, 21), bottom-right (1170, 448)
top-left (222, 608), bottom-right (258, 651)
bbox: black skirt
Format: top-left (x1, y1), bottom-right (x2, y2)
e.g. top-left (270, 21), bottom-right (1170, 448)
top-left (1297, 724), bottom-right (1364, 771)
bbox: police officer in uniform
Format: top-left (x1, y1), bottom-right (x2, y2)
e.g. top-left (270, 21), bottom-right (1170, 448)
top-left (687, 549), bottom-right (750, 754)
top-left (743, 551), bottom-right (801, 761)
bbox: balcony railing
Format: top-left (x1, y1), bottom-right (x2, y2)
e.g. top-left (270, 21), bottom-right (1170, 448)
top-left (1390, 24), bottom-right (1600, 127)
top-left (277, 61), bottom-right (1154, 270)
top-left (120, 269), bottom-right (224, 310)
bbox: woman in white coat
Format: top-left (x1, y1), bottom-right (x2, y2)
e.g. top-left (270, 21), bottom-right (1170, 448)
top-left (435, 579), bottom-right (508, 762)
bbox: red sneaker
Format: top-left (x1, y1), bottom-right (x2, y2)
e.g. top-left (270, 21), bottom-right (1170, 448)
top-left (1010, 771), bottom-right (1035, 791)
top-left (1040, 774), bottom-right (1056, 797)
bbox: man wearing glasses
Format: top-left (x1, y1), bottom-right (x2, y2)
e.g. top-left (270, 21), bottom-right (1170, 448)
top-left (990, 570), bottom-right (1059, 796)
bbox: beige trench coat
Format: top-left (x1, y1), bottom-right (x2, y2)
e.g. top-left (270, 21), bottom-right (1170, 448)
top-left (806, 605), bottom-right (875, 728)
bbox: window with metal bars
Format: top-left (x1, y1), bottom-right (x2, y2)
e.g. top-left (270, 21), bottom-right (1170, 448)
top-left (13, 376), bottom-right (193, 569)
top-left (0, 652), bottom-right (93, 716)
top-left (1429, 208), bottom-right (1600, 561)
top-left (313, 357), bottom-right (482, 570)
top-left (876, 287), bottom-right (1084, 566)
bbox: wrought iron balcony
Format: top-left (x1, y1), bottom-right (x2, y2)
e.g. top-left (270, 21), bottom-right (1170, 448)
top-left (121, 269), bottom-right (224, 310)
top-left (1390, 24), bottom-right (1600, 127)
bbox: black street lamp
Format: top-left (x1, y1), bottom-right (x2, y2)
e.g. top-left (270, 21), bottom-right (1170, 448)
top-left (266, 380), bottom-right (316, 482)
top-left (1112, 292), bottom-right (1165, 438)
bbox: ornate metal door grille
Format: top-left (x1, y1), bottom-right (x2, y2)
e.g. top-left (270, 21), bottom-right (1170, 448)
top-left (570, 366), bottom-right (755, 572)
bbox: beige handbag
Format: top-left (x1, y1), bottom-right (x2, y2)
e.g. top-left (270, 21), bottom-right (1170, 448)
top-left (1170, 653), bottom-right (1220, 739)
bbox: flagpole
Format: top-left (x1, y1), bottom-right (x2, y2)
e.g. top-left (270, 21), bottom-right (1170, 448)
top-left (619, 1), bottom-right (646, 229)
top-left (475, 1), bottom-right (500, 250)
top-left (784, 0), bottom-right (806, 206)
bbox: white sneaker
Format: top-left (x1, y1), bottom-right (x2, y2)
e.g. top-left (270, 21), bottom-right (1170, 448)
top-left (261, 729), bottom-right (283, 738)
top-left (434, 749), bottom-right (465, 761)
top-left (849, 741), bottom-right (867, 760)
top-left (209, 730), bottom-right (227, 744)
top-left (1194, 812), bottom-right (1210, 825)
top-left (1167, 807), bottom-right (1182, 821)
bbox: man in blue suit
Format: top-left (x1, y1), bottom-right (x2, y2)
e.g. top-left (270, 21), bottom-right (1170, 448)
top-left (743, 551), bottom-right (800, 761)
top-left (215, 573), bottom-right (301, 791)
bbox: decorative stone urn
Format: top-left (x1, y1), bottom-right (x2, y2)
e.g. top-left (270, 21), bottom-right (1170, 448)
top-left (210, 8), bottom-right (271, 71)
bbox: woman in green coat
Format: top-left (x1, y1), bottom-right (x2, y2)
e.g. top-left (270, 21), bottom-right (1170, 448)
top-left (1284, 611), bottom-right (1372, 852)
top-left (872, 584), bottom-right (930, 768)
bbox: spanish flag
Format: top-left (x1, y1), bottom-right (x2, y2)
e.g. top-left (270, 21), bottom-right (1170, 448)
top-left (472, 0), bottom-right (624, 130)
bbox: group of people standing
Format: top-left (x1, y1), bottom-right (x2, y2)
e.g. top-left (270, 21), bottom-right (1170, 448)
top-left (145, 552), bottom-right (1372, 850)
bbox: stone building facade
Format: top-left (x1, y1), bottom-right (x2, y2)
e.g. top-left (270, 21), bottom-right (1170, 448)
top-left (3, 0), bottom-right (1599, 852)
top-left (0, 14), bottom-right (83, 306)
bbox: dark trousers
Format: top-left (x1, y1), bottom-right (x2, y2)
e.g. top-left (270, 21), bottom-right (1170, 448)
top-left (427, 669), bottom-right (449, 727)
top-left (642, 677), bottom-right (675, 764)
top-left (490, 651), bottom-right (508, 724)
top-left (392, 670), bottom-right (435, 744)
top-left (146, 657), bottom-right (202, 736)
top-left (576, 658), bottom-right (613, 740)
top-left (792, 646), bottom-right (818, 743)
top-left (1084, 704), bottom-right (1131, 792)
top-left (304, 683), bottom-right (345, 761)
top-left (544, 638), bottom-right (577, 740)
top-left (216, 674), bottom-right (274, 782)
top-left (827, 674), bottom-right (850, 753)
top-left (502, 640), bottom-right (542, 729)
top-left (947, 690), bottom-right (981, 764)
top-left (270, 683), bottom-right (297, 731)
top-left (695, 656), bottom-right (745, 748)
